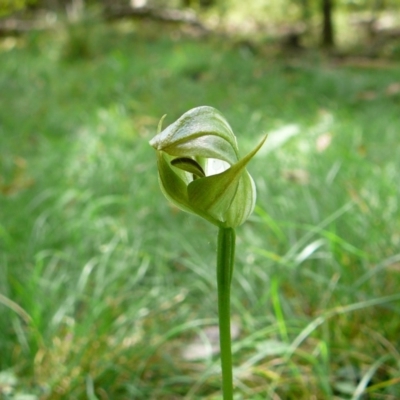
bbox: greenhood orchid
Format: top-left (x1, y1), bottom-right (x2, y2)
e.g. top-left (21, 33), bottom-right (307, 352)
top-left (150, 106), bottom-right (267, 398)
top-left (149, 106), bottom-right (266, 228)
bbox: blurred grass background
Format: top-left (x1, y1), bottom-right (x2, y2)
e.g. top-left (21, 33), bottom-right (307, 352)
top-left (1, 8), bottom-right (400, 399)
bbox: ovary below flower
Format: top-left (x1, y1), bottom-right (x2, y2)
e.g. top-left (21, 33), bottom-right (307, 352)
top-left (150, 106), bottom-right (266, 228)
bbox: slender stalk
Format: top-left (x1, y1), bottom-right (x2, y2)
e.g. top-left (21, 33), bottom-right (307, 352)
top-left (217, 227), bottom-right (236, 400)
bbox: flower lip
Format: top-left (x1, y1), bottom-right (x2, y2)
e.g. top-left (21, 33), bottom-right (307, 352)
top-left (170, 157), bottom-right (231, 180)
top-left (170, 157), bottom-right (206, 179)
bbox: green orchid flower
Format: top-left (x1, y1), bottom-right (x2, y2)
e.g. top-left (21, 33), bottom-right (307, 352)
top-left (150, 106), bottom-right (268, 398)
top-left (149, 106), bottom-right (266, 228)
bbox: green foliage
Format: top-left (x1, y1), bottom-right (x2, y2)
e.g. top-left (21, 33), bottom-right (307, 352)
top-left (1, 21), bottom-right (400, 399)
top-left (0, 0), bottom-right (37, 16)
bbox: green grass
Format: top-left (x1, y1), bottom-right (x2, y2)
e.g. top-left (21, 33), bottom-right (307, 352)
top-left (1, 18), bottom-right (400, 399)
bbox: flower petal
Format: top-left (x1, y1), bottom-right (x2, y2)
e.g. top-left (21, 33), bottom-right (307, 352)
top-left (157, 151), bottom-right (192, 213)
top-left (188, 135), bottom-right (267, 227)
top-left (225, 170), bottom-right (256, 227)
top-left (150, 106), bottom-right (239, 165)
top-left (157, 151), bottom-right (221, 226)
top-left (188, 167), bottom-right (241, 225)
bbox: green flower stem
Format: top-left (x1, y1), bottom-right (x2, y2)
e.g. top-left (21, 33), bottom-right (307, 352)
top-left (217, 227), bottom-right (236, 400)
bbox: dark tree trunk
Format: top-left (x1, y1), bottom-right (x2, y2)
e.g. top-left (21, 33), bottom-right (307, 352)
top-left (321, 0), bottom-right (334, 48)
